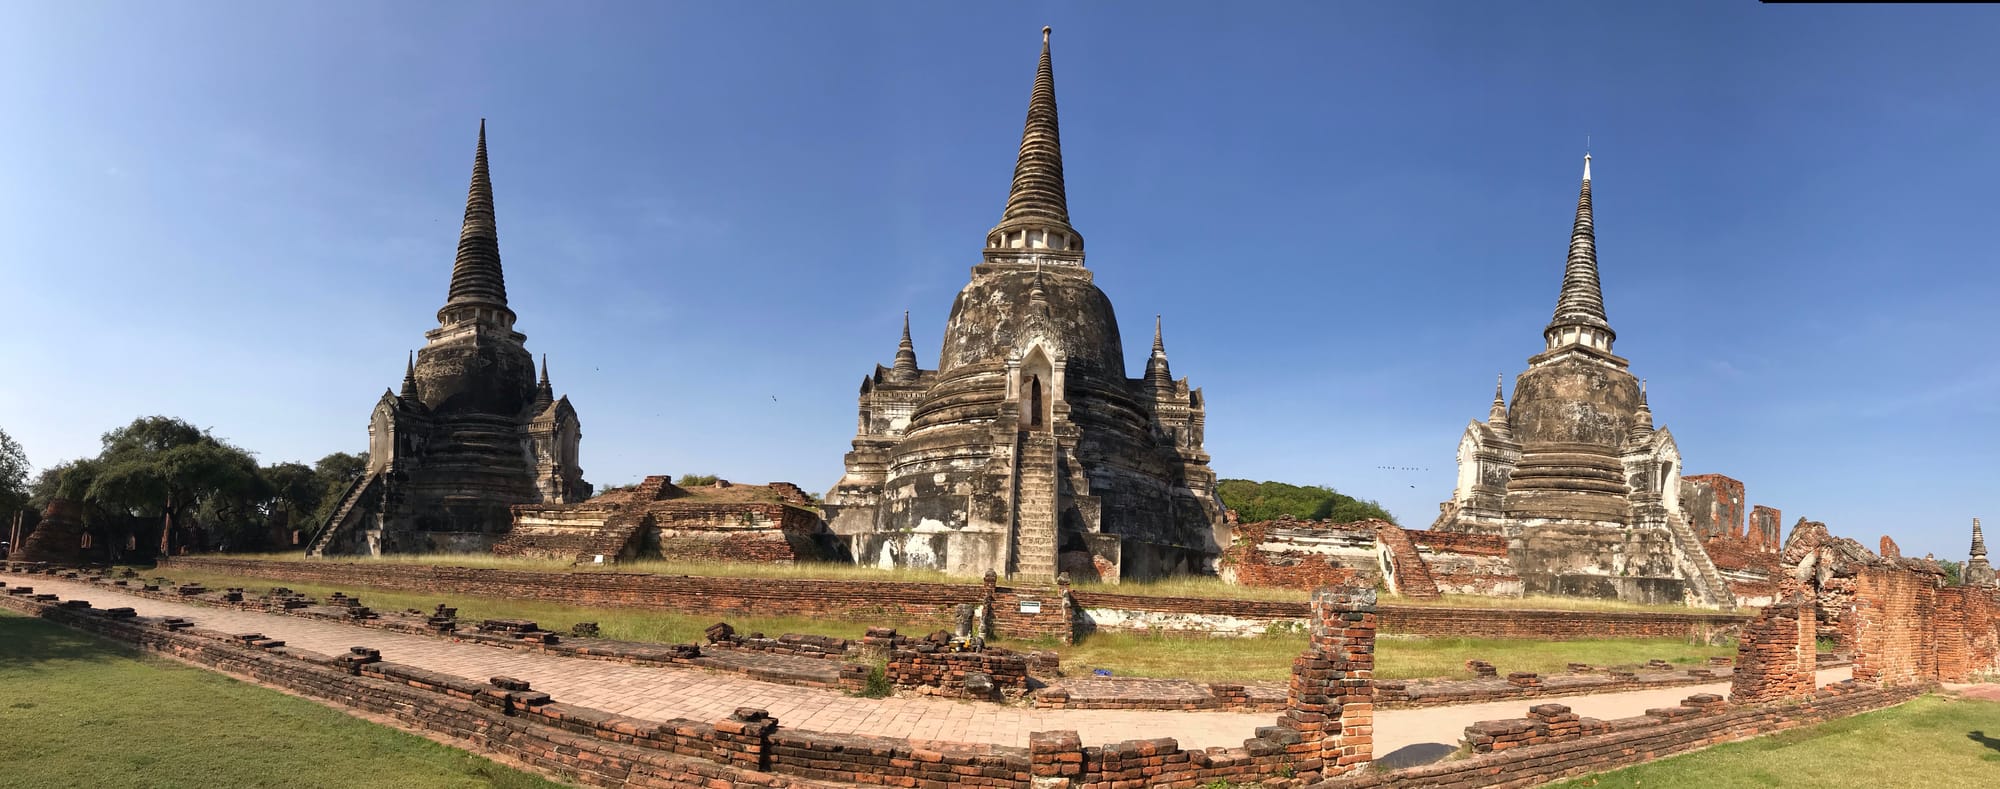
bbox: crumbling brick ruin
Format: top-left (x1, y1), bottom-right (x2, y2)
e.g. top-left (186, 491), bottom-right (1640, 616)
top-left (1727, 584), bottom-right (1817, 704)
top-left (497, 476), bottom-right (838, 565)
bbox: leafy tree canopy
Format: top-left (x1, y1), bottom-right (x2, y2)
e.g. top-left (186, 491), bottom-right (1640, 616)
top-left (0, 428), bottom-right (28, 517)
top-left (1216, 479), bottom-right (1396, 525)
top-left (1936, 558), bottom-right (1962, 586)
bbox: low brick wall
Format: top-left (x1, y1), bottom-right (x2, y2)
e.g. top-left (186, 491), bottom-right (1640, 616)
top-left (1319, 682), bottom-right (1922, 789)
top-left (162, 556), bottom-right (981, 627)
top-left (0, 589), bottom-right (954, 787)
top-left (157, 557), bottom-right (1752, 642)
top-left (0, 576), bottom-right (1382, 788)
top-left (52, 570), bottom-right (869, 692)
top-left (885, 645), bottom-right (1031, 700)
top-left (0, 575), bottom-right (1948, 789)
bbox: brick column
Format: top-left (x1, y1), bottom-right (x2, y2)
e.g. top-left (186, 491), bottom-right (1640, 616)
top-left (1728, 585), bottom-right (1815, 704)
top-left (1282, 586), bottom-right (1375, 778)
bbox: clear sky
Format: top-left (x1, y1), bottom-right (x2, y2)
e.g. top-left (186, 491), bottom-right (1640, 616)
top-left (3, 2), bottom-right (1995, 561)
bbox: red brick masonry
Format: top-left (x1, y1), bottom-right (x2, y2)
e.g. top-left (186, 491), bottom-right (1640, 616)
top-left (0, 575), bottom-right (1946, 789)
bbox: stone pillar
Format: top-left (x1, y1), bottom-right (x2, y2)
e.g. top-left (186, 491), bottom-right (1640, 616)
top-left (1282, 586), bottom-right (1375, 778)
top-left (1728, 586), bottom-right (1815, 704)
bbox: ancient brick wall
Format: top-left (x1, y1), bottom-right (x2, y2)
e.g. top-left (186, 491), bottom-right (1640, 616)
top-left (162, 558), bottom-right (1751, 642)
top-left (885, 646), bottom-right (1030, 698)
top-left (14, 499), bottom-right (90, 565)
top-left (1679, 474), bottom-right (1745, 539)
top-left (1219, 519), bottom-right (1374, 591)
top-left (1748, 505), bottom-right (1782, 550)
top-left (646, 502), bottom-right (826, 564)
top-left (985, 581), bottom-right (1074, 643)
top-left (163, 556), bottom-right (978, 627)
top-left (0, 579), bottom-right (1932, 789)
top-left (1705, 535), bottom-right (1781, 606)
top-left (1933, 585), bottom-right (2000, 682)
top-left (1728, 594), bottom-right (1816, 704)
top-left (1406, 530), bottom-right (1522, 596)
top-left (1851, 565), bottom-right (1943, 686)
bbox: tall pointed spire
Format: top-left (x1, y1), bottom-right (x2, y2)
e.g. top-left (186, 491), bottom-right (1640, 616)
top-left (1544, 153), bottom-right (1613, 352)
top-left (1630, 378), bottom-right (1655, 440)
top-left (1969, 518), bottom-right (1996, 586)
top-left (985, 27), bottom-right (1083, 259)
top-left (532, 355), bottom-right (554, 411)
top-left (1145, 315), bottom-right (1173, 390)
top-left (1489, 374), bottom-right (1509, 427)
top-left (400, 351), bottom-right (419, 401)
top-left (891, 311), bottom-right (920, 380)
top-left (442, 119), bottom-right (511, 318)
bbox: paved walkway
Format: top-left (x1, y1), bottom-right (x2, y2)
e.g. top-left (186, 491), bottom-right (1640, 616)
top-left (4, 573), bottom-right (1854, 757)
top-left (4, 574), bottom-right (1268, 749)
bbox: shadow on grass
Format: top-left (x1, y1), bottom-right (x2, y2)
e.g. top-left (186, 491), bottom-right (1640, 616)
top-left (0, 612), bottom-right (138, 668)
top-left (1970, 730), bottom-right (2000, 753)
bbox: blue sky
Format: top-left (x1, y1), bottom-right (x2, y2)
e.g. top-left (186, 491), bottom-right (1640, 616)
top-left (2, 2), bottom-right (1995, 561)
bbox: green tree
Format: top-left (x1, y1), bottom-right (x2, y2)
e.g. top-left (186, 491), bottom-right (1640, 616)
top-left (1216, 479), bottom-right (1396, 525)
top-left (304, 452), bottom-right (367, 529)
top-left (0, 428), bottom-right (28, 519)
top-left (56, 417), bottom-right (269, 556)
top-left (262, 462), bottom-right (322, 530)
top-left (1936, 559), bottom-right (1963, 586)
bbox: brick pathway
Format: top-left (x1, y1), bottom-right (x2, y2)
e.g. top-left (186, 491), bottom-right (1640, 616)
top-left (7, 572), bottom-right (1859, 759)
top-left (4, 573), bottom-right (1270, 749)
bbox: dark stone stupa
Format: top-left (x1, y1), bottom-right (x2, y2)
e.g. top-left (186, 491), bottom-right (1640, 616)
top-left (309, 122), bottom-right (589, 556)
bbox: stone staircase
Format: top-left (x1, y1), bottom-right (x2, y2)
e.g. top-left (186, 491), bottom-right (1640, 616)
top-left (1664, 513), bottom-right (1734, 610)
top-left (574, 510), bottom-right (648, 565)
top-left (1012, 432), bottom-right (1059, 581)
top-left (1372, 522), bottom-right (1442, 598)
top-left (305, 472), bottom-right (381, 558)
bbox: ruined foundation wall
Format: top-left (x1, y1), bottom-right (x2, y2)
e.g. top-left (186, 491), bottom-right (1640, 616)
top-left (1406, 530), bottom-right (1522, 596)
top-left (161, 558), bottom-right (1752, 641)
top-left (1219, 520), bottom-right (1377, 591)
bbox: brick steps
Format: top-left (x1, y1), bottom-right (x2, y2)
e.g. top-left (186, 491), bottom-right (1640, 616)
top-left (305, 472), bottom-right (381, 558)
top-left (1012, 432), bottom-right (1059, 581)
top-left (1373, 522), bottom-right (1442, 598)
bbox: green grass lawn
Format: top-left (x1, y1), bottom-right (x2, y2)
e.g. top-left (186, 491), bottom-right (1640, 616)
top-left (1549, 694), bottom-right (2000, 788)
top-left (0, 610), bottom-right (561, 789)
top-left (124, 567), bottom-right (1734, 682)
